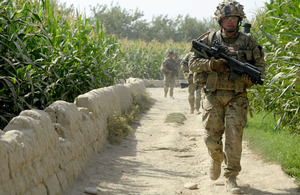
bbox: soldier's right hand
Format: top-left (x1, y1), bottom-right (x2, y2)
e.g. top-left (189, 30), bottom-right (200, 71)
top-left (184, 72), bottom-right (189, 78)
top-left (210, 58), bottom-right (229, 73)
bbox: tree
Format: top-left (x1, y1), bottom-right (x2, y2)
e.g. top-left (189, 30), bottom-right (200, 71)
top-left (90, 2), bottom-right (146, 39)
top-left (90, 3), bottom-right (219, 42)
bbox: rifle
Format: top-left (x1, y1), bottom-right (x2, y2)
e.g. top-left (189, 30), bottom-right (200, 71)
top-left (192, 39), bottom-right (267, 85)
top-left (180, 82), bottom-right (189, 89)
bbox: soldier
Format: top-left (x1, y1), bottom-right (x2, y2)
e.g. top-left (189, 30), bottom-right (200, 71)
top-left (181, 52), bottom-right (201, 114)
top-left (160, 50), bottom-right (178, 98)
top-left (173, 51), bottom-right (181, 87)
top-left (189, 0), bottom-right (266, 194)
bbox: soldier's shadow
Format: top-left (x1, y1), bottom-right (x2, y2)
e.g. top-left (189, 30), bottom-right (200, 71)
top-left (240, 185), bottom-right (300, 195)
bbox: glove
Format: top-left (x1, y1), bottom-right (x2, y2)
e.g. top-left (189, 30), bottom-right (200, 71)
top-left (242, 74), bottom-right (253, 87)
top-left (210, 58), bottom-right (229, 73)
top-left (184, 72), bottom-right (189, 79)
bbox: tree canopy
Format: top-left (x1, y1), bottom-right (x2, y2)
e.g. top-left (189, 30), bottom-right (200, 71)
top-left (90, 3), bottom-right (219, 42)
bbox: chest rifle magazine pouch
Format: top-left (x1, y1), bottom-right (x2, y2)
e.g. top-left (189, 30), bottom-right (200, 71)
top-left (205, 71), bottom-right (218, 92)
top-left (194, 72), bottom-right (207, 87)
top-left (235, 78), bottom-right (244, 93)
top-left (245, 50), bottom-right (253, 61)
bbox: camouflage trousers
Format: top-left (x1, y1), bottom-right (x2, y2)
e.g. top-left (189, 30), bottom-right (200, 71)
top-left (202, 90), bottom-right (248, 178)
top-left (164, 75), bottom-right (176, 97)
top-left (188, 83), bottom-right (201, 111)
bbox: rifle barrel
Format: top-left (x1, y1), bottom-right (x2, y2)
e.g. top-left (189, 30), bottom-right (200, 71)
top-left (192, 39), bottom-right (266, 85)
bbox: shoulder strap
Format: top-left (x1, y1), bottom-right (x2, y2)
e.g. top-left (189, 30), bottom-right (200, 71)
top-left (244, 33), bottom-right (250, 49)
top-left (208, 30), bottom-right (216, 46)
top-left (195, 29), bottom-right (218, 46)
top-left (196, 31), bottom-right (210, 41)
top-left (239, 32), bottom-right (251, 49)
top-left (208, 29), bottom-right (218, 46)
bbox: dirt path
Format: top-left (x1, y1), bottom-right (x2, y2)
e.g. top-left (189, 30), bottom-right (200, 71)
top-left (66, 88), bottom-right (299, 195)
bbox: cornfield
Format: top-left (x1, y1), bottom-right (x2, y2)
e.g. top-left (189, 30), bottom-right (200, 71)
top-left (0, 0), bottom-right (122, 128)
top-left (119, 39), bottom-right (190, 79)
top-left (1, 0), bottom-right (299, 134)
top-left (249, 0), bottom-right (300, 133)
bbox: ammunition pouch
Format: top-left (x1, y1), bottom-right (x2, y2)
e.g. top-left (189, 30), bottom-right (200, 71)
top-left (204, 72), bottom-right (245, 93)
top-left (194, 72), bottom-right (207, 87)
top-left (188, 73), bottom-right (194, 84)
top-left (205, 72), bottom-right (218, 92)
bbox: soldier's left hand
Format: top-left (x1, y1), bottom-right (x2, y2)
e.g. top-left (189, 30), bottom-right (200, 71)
top-left (242, 75), bottom-right (253, 87)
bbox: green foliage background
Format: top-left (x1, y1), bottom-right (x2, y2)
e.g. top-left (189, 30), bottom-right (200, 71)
top-left (248, 0), bottom-right (299, 133)
top-left (0, 0), bottom-right (299, 134)
top-left (119, 39), bottom-right (189, 79)
top-left (90, 2), bottom-right (219, 42)
top-left (0, 0), bottom-right (122, 128)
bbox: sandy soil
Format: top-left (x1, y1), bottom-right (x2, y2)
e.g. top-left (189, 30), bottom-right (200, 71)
top-left (66, 87), bottom-right (299, 195)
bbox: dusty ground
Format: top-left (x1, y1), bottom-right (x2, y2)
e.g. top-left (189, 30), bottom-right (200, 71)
top-left (66, 88), bottom-right (299, 195)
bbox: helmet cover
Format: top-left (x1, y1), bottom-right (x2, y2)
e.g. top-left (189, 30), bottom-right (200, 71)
top-left (214, 0), bottom-right (246, 22)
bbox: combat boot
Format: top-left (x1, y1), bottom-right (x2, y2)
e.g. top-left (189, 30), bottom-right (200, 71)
top-left (225, 176), bottom-right (241, 194)
top-left (169, 89), bottom-right (174, 98)
top-left (164, 88), bottom-right (168, 98)
top-left (209, 159), bottom-right (222, 180)
top-left (190, 108), bottom-right (194, 114)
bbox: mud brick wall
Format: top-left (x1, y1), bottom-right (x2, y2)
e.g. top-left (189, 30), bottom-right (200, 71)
top-left (0, 78), bottom-right (145, 195)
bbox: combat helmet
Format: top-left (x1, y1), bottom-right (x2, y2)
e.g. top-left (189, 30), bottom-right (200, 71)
top-left (214, 0), bottom-right (246, 24)
top-left (173, 51), bottom-right (179, 58)
top-left (166, 49), bottom-right (174, 57)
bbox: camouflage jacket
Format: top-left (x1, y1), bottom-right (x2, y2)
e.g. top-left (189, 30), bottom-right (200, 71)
top-left (189, 30), bottom-right (266, 91)
top-left (161, 58), bottom-right (178, 76)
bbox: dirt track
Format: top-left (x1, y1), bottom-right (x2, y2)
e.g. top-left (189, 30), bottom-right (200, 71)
top-left (66, 87), bottom-right (299, 195)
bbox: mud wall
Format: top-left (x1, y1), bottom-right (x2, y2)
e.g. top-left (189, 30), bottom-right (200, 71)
top-left (0, 78), bottom-right (146, 195)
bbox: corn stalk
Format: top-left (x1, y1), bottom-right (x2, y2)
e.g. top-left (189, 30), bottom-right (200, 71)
top-left (249, 0), bottom-right (300, 133)
top-left (0, 0), bottom-right (123, 128)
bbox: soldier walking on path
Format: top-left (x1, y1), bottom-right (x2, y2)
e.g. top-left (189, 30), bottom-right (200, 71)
top-left (189, 0), bottom-right (266, 194)
top-left (181, 52), bottom-right (201, 114)
top-left (173, 51), bottom-right (182, 87)
top-left (161, 50), bottom-right (179, 98)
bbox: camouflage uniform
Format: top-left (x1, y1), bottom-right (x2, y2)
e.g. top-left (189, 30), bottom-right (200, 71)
top-left (181, 52), bottom-right (201, 114)
top-left (161, 50), bottom-right (178, 98)
top-left (174, 51), bottom-right (182, 87)
top-left (189, 0), bottom-right (266, 182)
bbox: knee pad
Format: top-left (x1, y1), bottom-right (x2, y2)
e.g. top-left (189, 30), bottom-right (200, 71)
top-left (204, 135), bottom-right (222, 150)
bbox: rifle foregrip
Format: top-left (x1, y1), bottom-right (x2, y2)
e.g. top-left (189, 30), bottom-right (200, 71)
top-left (192, 40), bottom-right (266, 85)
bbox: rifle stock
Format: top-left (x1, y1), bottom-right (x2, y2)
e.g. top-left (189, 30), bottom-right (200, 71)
top-left (192, 39), bottom-right (266, 85)
top-left (180, 82), bottom-right (189, 89)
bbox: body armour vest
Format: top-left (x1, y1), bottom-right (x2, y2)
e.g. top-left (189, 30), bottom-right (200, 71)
top-left (205, 30), bottom-right (253, 93)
